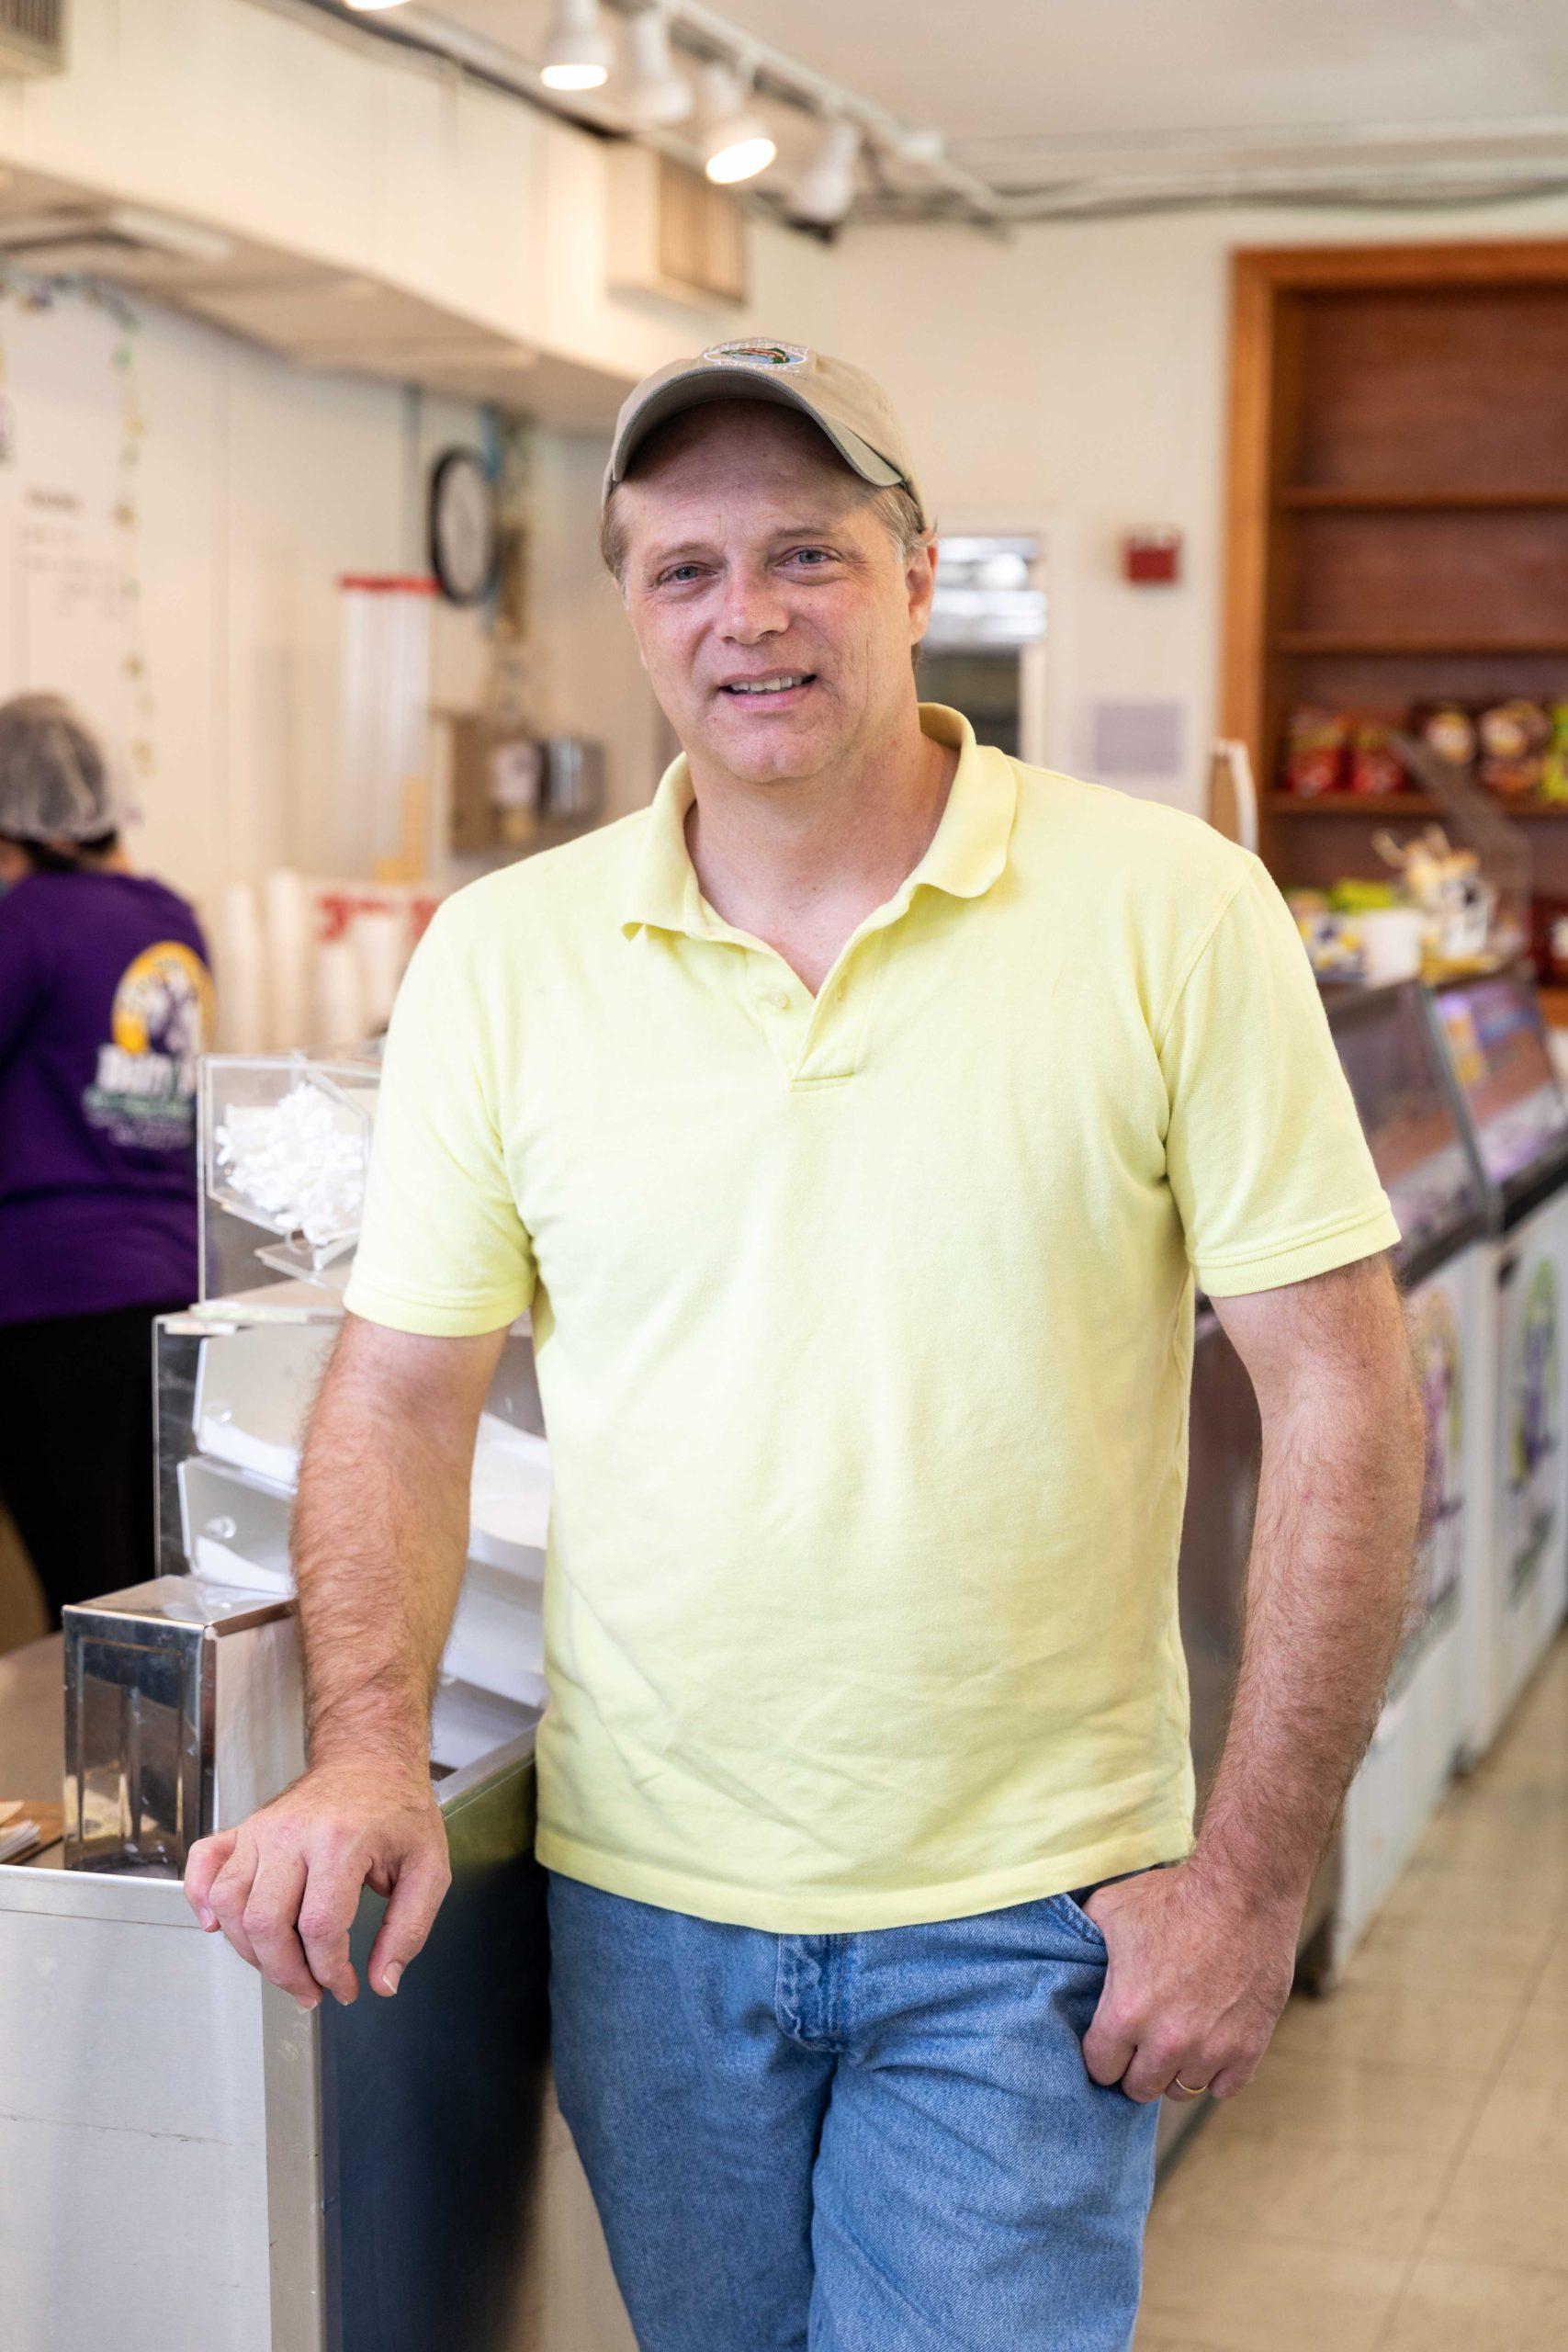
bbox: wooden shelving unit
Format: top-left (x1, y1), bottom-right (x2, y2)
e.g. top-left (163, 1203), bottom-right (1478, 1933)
top-left (1275, 636), bottom-right (1568, 658)
top-left (1276, 488), bottom-right (1568, 513)
top-left (1268, 794), bottom-right (1568, 820)
top-left (1221, 242), bottom-right (1568, 898)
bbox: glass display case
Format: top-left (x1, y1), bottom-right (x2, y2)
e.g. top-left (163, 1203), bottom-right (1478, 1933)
top-left (1326, 983), bottom-right (1495, 1962)
top-left (1431, 972), bottom-right (1568, 1208)
top-left (199, 1052), bottom-right (382, 1305)
top-left (1427, 969), bottom-right (1568, 1750)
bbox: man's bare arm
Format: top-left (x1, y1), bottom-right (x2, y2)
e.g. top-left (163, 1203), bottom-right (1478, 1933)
top-left (1082, 1253), bottom-right (1426, 2103)
top-left (184, 1313), bottom-right (510, 2010)
top-left (1190, 1255), bottom-right (1426, 1915)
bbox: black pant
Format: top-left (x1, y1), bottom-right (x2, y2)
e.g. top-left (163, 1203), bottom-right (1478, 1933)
top-left (0, 1302), bottom-right (179, 1627)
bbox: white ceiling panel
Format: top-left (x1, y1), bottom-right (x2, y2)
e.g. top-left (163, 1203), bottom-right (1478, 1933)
top-left (434, 0), bottom-right (1568, 157)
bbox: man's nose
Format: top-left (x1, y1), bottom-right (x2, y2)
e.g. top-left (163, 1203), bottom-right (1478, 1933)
top-left (716, 572), bottom-right (789, 642)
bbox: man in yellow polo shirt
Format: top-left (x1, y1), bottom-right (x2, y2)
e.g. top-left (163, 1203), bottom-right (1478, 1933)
top-left (187, 343), bottom-right (1424, 2350)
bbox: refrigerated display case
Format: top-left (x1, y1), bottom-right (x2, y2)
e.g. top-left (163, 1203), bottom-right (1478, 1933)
top-left (1326, 982), bottom-right (1493, 1961)
top-left (1429, 969), bottom-right (1568, 1754)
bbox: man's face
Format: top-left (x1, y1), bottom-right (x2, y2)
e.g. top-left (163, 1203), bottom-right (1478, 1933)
top-left (615, 404), bottom-right (936, 786)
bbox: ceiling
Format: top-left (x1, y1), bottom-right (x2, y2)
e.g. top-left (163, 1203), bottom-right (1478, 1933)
top-left (430, 0), bottom-right (1568, 209)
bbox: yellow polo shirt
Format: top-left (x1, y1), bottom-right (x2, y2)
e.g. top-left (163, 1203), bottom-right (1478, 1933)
top-left (344, 706), bottom-right (1398, 1931)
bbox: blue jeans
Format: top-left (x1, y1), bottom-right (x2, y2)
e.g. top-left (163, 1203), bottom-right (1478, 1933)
top-left (547, 1873), bottom-right (1159, 2351)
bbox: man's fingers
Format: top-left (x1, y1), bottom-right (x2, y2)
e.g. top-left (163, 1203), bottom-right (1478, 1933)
top-left (298, 1855), bottom-right (369, 2007)
top-left (185, 1829), bottom-right (239, 1926)
top-left (240, 1850), bottom-right (320, 2010)
top-left (1081, 1999), bottom-right (1136, 2090)
top-left (207, 1838), bottom-right (264, 1973)
top-left (1207, 2050), bottom-right (1261, 2101)
top-left (1120, 2040), bottom-right (1188, 2105)
top-left (366, 1845), bottom-right (451, 1997)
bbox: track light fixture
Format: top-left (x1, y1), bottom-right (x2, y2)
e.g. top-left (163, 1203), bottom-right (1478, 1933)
top-left (698, 58), bottom-right (776, 186)
top-left (540, 0), bottom-right (615, 93)
top-left (621, 7), bottom-right (694, 129)
top-left (791, 116), bottom-right (861, 226)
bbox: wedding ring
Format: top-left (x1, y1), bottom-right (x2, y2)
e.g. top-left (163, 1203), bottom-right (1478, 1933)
top-left (1170, 2075), bottom-right (1210, 2098)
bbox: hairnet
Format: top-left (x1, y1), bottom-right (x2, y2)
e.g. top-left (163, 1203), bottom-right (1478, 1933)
top-left (0, 693), bottom-right (116, 843)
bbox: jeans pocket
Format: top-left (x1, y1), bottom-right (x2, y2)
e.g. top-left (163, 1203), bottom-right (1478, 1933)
top-left (1048, 1888), bottom-right (1109, 1951)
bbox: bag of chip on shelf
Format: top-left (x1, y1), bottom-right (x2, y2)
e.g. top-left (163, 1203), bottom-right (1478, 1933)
top-left (1281, 707), bottom-right (1347, 797)
top-left (1348, 713), bottom-right (1407, 797)
top-left (1413, 701), bottom-right (1478, 775)
top-left (1478, 698), bottom-right (1550, 797)
top-left (1540, 705), bottom-right (1568, 805)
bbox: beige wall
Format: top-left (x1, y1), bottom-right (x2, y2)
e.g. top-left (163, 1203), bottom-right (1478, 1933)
top-left (525, 430), bottom-right (671, 824)
top-left (824, 196), bottom-right (1568, 813)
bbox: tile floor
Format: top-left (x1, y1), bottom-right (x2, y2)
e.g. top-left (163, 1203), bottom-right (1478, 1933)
top-left (1135, 1632), bottom-right (1568, 2350)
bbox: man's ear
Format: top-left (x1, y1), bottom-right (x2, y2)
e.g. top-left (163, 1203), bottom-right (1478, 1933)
top-left (906, 536), bottom-right (938, 641)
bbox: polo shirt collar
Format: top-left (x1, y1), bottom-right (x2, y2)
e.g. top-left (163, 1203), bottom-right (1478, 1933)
top-left (620, 703), bottom-right (1016, 938)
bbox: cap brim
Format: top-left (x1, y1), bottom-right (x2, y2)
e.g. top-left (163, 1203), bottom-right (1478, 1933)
top-left (607, 365), bottom-right (904, 495)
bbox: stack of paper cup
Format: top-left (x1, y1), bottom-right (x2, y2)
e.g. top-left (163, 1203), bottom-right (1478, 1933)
top-left (211, 880), bottom-right (266, 1052)
top-left (263, 869), bottom-right (310, 1052)
top-left (348, 905), bottom-right (405, 1035)
top-left (313, 939), bottom-right (367, 1053)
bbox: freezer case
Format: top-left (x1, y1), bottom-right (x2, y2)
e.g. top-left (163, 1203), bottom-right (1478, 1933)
top-left (1327, 983), bottom-right (1493, 1961)
top-left (1430, 971), bottom-right (1568, 1754)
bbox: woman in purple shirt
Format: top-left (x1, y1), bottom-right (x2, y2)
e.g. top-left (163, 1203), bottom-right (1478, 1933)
top-left (0, 695), bottom-right (212, 1623)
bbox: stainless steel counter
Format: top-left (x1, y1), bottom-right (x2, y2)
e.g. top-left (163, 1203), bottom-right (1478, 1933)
top-left (0, 1632), bottom-right (633, 2352)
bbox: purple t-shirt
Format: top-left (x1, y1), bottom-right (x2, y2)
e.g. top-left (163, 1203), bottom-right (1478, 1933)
top-left (0, 869), bottom-right (212, 1326)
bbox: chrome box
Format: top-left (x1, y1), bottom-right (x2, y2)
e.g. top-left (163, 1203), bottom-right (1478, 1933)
top-left (62, 1576), bottom-right (304, 1873)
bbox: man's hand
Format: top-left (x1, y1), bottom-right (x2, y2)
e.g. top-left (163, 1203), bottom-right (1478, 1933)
top-left (184, 1757), bottom-right (451, 2012)
top-left (1079, 1862), bottom-right (1300, 2104)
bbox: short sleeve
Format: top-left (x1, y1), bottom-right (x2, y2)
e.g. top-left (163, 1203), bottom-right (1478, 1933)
top-left (344, 905), bottom-right (536, 1337)
top-left (1158, 854), bottom-right (1400, 1297)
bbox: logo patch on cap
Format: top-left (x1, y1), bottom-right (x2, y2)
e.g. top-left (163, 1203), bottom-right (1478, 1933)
top-left (701, 338), bottom-right (812, 372)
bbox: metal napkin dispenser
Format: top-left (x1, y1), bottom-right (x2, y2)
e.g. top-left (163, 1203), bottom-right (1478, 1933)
top-left (63, 1577), bottom-right (305, 1874)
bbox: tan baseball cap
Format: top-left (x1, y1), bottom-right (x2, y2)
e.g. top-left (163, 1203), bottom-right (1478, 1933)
top-left (603, 337), bottom-right (929, 529)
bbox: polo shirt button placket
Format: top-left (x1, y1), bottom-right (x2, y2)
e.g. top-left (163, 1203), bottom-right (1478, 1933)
top-left (752, 967), bottom-right (812, 1083)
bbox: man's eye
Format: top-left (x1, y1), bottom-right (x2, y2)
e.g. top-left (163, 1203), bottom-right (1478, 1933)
top-left (658, 564), bottom-right (705, 586)
top-left (785, 548), bottom-right (835, 567)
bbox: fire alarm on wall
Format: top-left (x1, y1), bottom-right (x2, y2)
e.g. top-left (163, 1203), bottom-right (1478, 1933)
top-left (1122, 529), bottom-right (1182, 585)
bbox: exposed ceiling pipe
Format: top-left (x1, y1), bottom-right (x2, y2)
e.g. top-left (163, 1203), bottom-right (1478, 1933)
top-left (261, 1), bottom-right (1568, 234)
top-left (266, 0), bottom-right (1005, 225)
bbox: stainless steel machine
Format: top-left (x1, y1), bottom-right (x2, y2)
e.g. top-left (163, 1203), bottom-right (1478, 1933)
top-left (0, 1043), bottom-right (636, 2349)
top-left (0, 1625), bottom-right (635, 2352)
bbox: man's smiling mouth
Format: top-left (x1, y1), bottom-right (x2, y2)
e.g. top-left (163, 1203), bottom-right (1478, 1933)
top-left (718, 673), bottom-right (818, 696)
